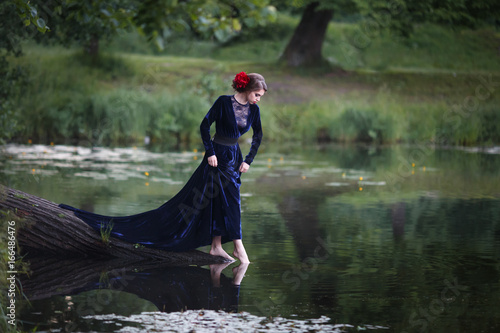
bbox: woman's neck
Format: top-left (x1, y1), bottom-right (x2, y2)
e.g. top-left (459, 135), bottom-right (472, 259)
top-left (234, 92), bottom-right (248, 105)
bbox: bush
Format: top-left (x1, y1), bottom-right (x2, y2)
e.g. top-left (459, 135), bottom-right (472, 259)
top-left (334, 108), bottom-right (393, 143)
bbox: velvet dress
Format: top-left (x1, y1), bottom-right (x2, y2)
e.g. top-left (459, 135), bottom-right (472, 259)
top-left (59, 95), bottom-right (262, 252)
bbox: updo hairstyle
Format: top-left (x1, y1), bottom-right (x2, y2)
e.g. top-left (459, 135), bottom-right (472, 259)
top-left (232, 73), bottom-right (267, 93)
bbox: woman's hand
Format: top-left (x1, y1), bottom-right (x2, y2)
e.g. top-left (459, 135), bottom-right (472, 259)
top-left (239, 162), bottom-right (250, 173)
top-left (208, 155), bottom-right (218, 167)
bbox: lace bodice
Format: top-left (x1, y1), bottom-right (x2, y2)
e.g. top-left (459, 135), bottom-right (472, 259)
top-left (231, 95), bottom-right (250, 129)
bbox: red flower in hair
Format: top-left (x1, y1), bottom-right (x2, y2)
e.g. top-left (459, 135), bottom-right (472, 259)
top-left (234, 71), bottom-right (250, 89)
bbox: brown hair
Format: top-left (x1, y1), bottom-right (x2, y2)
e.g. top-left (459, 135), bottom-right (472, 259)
top-left (232, 73), bottom-right (267, 93)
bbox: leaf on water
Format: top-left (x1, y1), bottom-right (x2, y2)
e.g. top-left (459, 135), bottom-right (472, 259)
top-left (325, 182), bottom-right (350, 187)
top-left (83, 310), bottom-right (389, 332)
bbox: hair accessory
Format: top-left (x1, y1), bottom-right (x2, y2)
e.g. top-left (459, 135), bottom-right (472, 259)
top-left (233, 72), bottom-right (250, 89)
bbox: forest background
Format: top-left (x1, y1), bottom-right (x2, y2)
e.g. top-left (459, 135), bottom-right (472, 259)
top-left (1, 0), bottom-right (499, 148)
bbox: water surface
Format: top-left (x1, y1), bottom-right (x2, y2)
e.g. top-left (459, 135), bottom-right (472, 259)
top-left (1, 143), bottom-right (499, 332)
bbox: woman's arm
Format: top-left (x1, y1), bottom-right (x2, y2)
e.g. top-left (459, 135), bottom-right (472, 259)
top-left (200, 96), bottom-right (223, 158)
top-left (243, 106), bottom-right (263, 166)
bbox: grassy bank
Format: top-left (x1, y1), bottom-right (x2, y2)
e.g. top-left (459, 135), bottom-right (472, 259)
top-left (4, 16), bottom-right (500, 147)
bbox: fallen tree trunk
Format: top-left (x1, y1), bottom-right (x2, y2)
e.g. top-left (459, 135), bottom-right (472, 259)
top-left (0, 184), bottom-right (228, 265)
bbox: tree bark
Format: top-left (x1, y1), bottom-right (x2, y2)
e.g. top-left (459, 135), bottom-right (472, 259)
top-left (0, 184), bottom-right (228, 265)
top-left (86, 33), bottom-right (99, 57)
top-left (280, 2), bottom-right (333, 67)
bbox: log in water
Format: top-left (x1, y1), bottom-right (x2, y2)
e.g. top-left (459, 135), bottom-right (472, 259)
top-left (0, 184), bottom-right (228, 265)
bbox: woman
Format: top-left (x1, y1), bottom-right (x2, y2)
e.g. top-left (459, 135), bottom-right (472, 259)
top-left (59, 72), bottom-right (266, 263)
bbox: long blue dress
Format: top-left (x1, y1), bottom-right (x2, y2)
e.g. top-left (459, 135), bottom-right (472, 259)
top-left (59, 95), bottom-right (263, 252)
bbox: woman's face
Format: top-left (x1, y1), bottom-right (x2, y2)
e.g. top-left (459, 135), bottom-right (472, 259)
top-left (246, 89), bottom-right (266, 104)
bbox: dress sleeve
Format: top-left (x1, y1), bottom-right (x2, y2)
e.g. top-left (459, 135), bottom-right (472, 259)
top-left (244, 106), bottom-right (263, 165)
top-left (200, 96), bottom-right (222, 157)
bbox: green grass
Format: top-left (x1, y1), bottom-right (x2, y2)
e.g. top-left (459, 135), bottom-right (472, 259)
top-left (322, 23), bottom-right (500, 72)
top-left (4, 14), bottom-right (500, 147)
top-left (100, 221), bottom-right (114, 245)
top-left (103, 13), bottom-right (500, 73)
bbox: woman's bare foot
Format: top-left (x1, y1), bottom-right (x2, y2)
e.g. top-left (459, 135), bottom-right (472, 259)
top-left (210, 236), bottom-right (235, 262)
top-left (232, 239), bottom-right (250, 263)
top-left (232, 249), bottom-right (250, 263)
top-left (232, 262), bottom-right (249, 285)
top-left (210, 246), bottom-right (235, 262)
top-left (210, 262), bottom-right (231, 287)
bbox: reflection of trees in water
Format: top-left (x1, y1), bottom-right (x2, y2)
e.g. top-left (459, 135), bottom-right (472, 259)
top-left (278, 193), bottom-right (323, 259)
top-left (391, 202), bottom-right (406, 241)
top-left (325, 145), bottom-right (388, 172)
top-left (278, 190), bottom-right (341, 313)
top-left (268, 175), bottom-right (351, 317)
top-left (265, 170), bottom-right (500, 330)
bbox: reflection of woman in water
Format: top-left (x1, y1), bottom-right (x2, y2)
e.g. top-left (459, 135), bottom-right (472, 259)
top-left (59, 72), bottom-right (266, 263)
top-left (21, 260), bottom-right (249, 323)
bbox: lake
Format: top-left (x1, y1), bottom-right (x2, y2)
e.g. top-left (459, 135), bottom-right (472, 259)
top-left (1, 142), bottom-right (499, 332)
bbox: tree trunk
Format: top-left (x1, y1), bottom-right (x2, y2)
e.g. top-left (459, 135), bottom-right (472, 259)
top-left (0, 184), bottom-right (228, 265)
top-left (280, 2), bottom-right (333, 67)
top-left (86, 33), bottom-right (99, 58)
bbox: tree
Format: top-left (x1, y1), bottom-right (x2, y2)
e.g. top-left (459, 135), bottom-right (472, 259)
top-left (279, 0), bottom-right (500, 67)
top-left (20, 0), bottom-right (276, 57)
top-left (279, 2), bottom-right (334, 67)
top-left (4, 0), bottom-right (277, 58)
top-left (0, 0), bottom-right (50, 144)
top-left (134, 0), bottom-right (277, 48)
top-left (46, 0), bottom-right (134, 58)
top-left (0, 0), bottom-right (276, 143)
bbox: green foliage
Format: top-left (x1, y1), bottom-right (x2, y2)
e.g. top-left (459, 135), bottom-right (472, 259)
top-left (103, 13), bottom-right (500, 72)
top-left (436, 104), bottom-right (500, 145)
top-left (10, 50), bottom-right (212, 146)
top-left (333, 107), bottom-right (393, 143)
top-left (17, 87), bottom-right (210, 146)
top-left (0, 1), bottom-right (46, 145)
top-left (0, 0), bottom-right (49, 57)
top-left (5, 12), bottom-right (500, 147)
top-left (0, 60), bottom-right (25, 145)
top-left (149, 92), bottom-right (210, 145)
top-left (275, 0), bottom-right (500, 67)
top-left (12, 0), bottom-right (50, 33)
top-left (324, 22), bottom-right (500, 71)
top-left (265, 78), bottom-right (499, 146)
top-left (128, 0), bottom-right (277, 50)
top-left (44, 0), bottom-right (134, 54)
